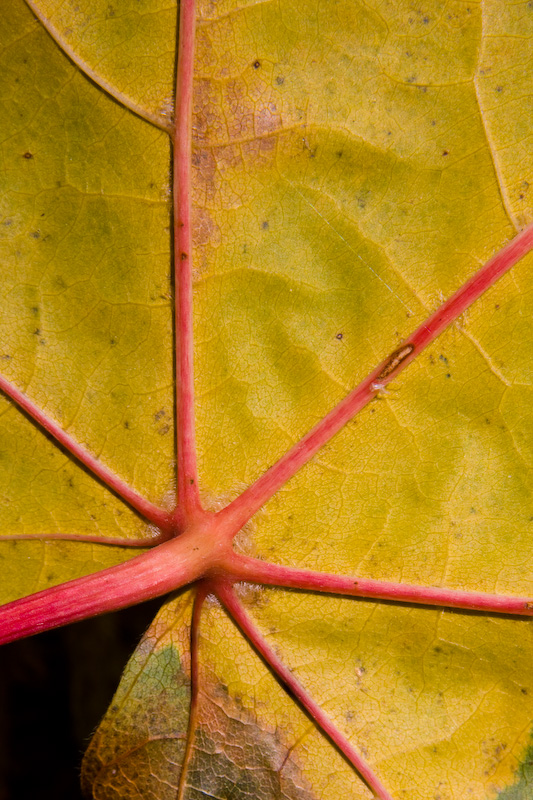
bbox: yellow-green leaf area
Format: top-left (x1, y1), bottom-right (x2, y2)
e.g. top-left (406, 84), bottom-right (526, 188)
top-left (244, 590), bottom-right (533, 798)
top-left (29, 0), bottom-right (177, 128)
top-left (0, 0), bottom-right (174, 599)
top-left (475, 0), bottom-right (533, 227)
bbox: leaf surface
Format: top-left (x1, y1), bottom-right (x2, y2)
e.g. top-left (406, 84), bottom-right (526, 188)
top-left (0, 0), bottom-right (174, 599)
top-left (2, 1), bottom-right (533, 798)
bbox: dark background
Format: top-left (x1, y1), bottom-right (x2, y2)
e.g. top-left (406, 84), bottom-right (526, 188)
top-left (0, 598), bottom-right (164, 800)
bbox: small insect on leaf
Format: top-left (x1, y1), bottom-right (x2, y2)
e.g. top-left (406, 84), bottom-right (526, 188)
top-left (375, 344), bottom-right (415, 381)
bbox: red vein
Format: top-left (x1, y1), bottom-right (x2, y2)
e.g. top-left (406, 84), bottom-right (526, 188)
top-left (229, 555), bottom-right (533, 617)
top-left (218, 222), bottom-right (533, 535)
top-left (0, 373), bottom-right (172, 532)
top-left (0, 532), bottom-right (165, 547)
top-left (177, 585), bottom-right (207, 800)
top-left (173, 0), bottom-right (201, 521)
top-left (0, 529), bottom-right (212, 645)
top-left (217, 582), bottom-right (395, 800)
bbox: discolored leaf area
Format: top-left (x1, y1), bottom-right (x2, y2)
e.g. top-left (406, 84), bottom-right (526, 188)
top-left (2, 1), bottom-right (533, 799)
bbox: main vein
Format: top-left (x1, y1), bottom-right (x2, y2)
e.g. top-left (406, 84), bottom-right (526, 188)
top-left (173, 0), bottom-right (201, 522)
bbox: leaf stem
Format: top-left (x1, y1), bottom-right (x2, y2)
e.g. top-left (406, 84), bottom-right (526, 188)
top-left (173, 0), bottom-right (201, 521)
top-left (0, 373), bottom-right (172, 532)
top-left (217, 582), bottom-right (395, 800)
top-left (0, 530), bottom-right (214, 645)
top-left (218, 222), bottom-right (533, 534)
top-left (229, 555), bottom-right (533, 616)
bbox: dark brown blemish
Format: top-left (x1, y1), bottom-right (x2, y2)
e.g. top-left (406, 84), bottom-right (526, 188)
top-left (181, 252), bottom-right (188, 260)
top-left (376, 343), bottom-right (415, 380)
top-left (336, 332), bottom-right (343, 340)
top-left (525, 602), bottom-right (533, 610)
top-left (253, 60), bottom-right (261, 69)
top-left (23, 151), bottom-right (33, 159)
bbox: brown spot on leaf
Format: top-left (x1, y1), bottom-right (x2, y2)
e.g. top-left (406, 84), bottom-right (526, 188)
top-left (192, 206), bottom-right (221, 248)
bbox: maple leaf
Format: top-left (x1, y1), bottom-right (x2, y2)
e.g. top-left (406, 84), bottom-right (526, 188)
top-left (2, 1), bottom-right (533, 799)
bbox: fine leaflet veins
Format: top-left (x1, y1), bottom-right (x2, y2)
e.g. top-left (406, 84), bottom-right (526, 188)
top-left (2, 2), bottom-right (533, 800)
